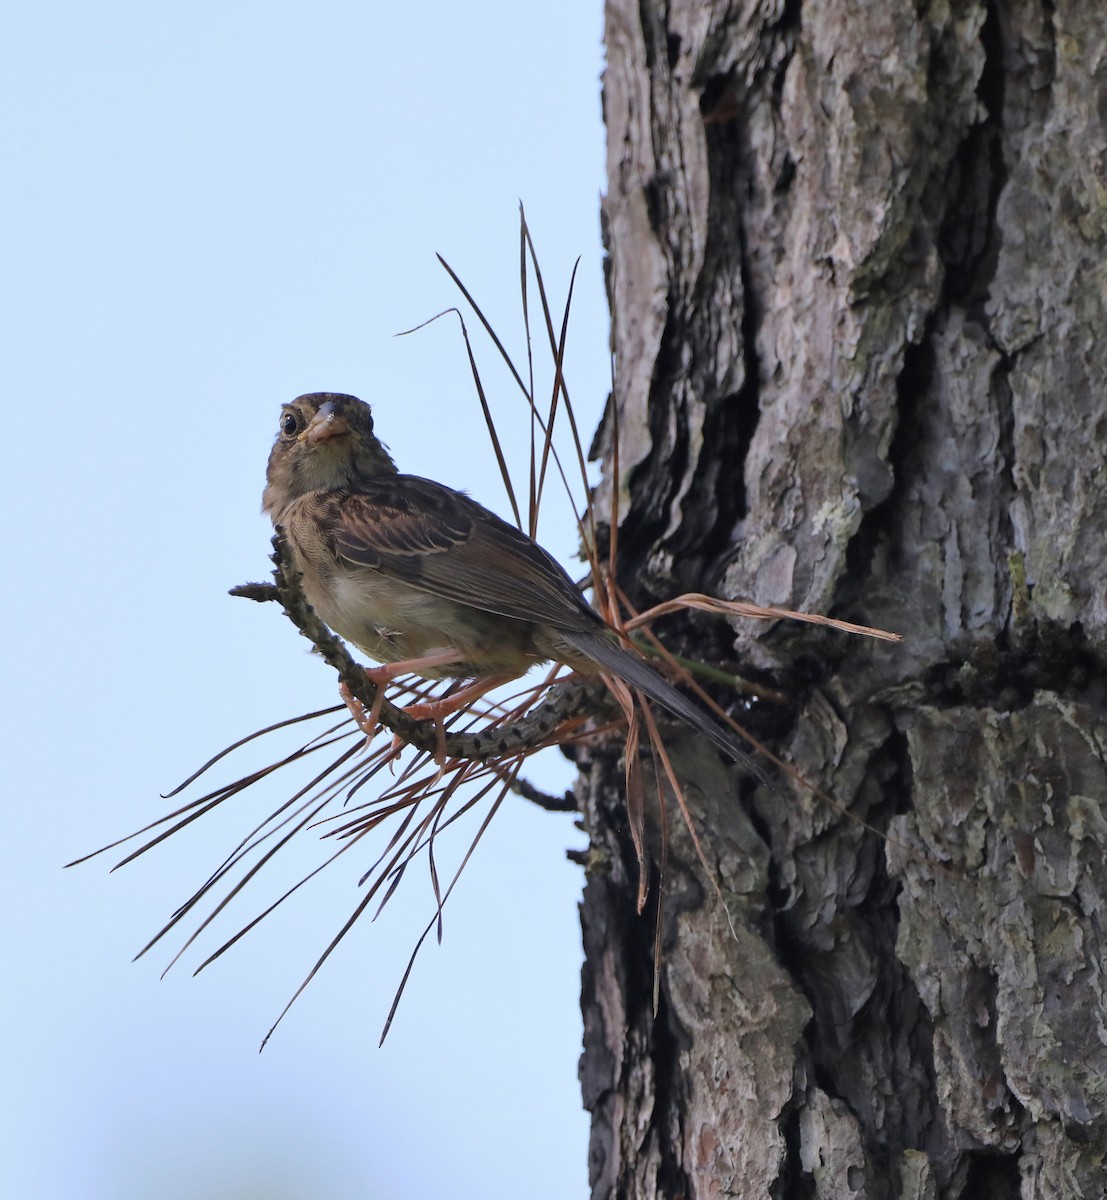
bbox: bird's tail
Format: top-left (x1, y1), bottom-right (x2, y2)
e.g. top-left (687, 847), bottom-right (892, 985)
top-left (557, 629), bottom-right (769, 787)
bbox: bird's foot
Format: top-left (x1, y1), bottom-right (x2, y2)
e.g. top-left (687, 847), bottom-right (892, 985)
top-left (339, 680), bottom-right (386, 740)
top-left (341, 656), bottom-right (505, 766)
top-left (402, 676), bottom-right (515, 765)
top-left (339, 650), bottom-right (465, 738)
top-left (338, 677), bottom-right (423, 773)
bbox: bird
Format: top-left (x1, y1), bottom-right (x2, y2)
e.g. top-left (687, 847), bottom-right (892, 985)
top-left (263, 392), bottom-right (766, 781)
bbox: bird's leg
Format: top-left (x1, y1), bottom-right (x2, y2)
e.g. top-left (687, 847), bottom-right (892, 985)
top-left (402, 675), bottom-right (514, 722)
top-left (338, 648), bottom-right (473, 755)
top-left (364, 646), bottom-right (469, 688)
top-left (403, 675), bottom-right (516, 764)
top-left (365, 649), bottom-right (464, 732)
top-left (403, 675), bottom-right (514, 731)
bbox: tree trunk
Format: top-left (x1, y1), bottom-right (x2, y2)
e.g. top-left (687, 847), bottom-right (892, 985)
top-left (580, 1), bottom-right (1107, 1196)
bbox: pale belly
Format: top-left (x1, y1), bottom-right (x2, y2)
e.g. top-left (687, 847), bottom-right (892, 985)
top-left (304, 567), bottom-right (545, 679)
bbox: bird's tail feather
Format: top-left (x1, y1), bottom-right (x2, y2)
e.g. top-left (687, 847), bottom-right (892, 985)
top-left (558, 630), bottom-right (769, 787)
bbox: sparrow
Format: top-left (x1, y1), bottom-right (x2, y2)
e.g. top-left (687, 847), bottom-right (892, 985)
top-left (263, 392), bottom-right (765, 778)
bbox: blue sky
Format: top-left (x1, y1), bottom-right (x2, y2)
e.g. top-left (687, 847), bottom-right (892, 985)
top-left (3, 4), bottom-right (608, 1196)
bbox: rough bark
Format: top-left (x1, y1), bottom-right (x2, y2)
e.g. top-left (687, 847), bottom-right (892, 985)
top-left (581, 1), bottom-right (1107, 1197)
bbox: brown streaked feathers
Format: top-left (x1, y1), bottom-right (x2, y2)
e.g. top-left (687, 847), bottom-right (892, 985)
top-left (263, 392), bottom-right (765, 780)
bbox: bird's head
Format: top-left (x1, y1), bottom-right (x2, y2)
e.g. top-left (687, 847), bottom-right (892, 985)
top-left (263, 393), bottom-right (397, 518)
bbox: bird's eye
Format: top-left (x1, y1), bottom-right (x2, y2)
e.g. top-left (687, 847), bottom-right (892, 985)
top-left (280, 411), bottom-right (300, 437)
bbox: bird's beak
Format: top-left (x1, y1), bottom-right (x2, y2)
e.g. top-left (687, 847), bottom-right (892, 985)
top-left (303, 402), bottom-right (351, 445)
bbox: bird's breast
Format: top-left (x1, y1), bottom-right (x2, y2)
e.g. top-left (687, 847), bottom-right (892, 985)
top-left (304, 563), bottom-right (543, 679)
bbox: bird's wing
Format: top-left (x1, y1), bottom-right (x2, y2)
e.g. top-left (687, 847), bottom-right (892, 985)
top-left (320, 475), bottom-right (600, 632)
